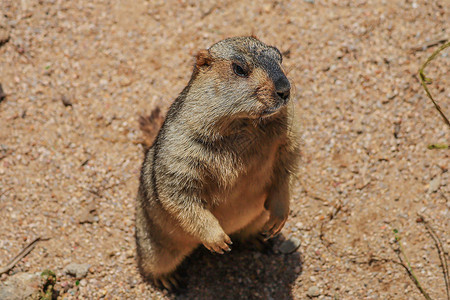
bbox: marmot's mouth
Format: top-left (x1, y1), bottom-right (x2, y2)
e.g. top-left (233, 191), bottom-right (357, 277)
top-left (261, 101), bottom-right (284, 117)
top-left (261, 107), bottom-right (279, 117)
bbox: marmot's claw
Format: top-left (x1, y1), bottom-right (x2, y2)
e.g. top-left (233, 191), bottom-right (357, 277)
top-left (153, 273), bottom-right (184, 292)
top-left (203, 232), bottom-right (232, 254)
top-left (263, 215), bottom-right (287, 240)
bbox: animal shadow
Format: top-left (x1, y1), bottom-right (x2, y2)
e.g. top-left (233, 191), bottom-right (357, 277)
top-left (174, 235), bottom-right (302, 300)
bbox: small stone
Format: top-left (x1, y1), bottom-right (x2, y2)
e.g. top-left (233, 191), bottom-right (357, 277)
top-left (126, 250), bottom-right (134, 258)
top-left (78, 211), bottom-right (95, 224)
top-left (78, 204), bottom-right (97, 224)
top-left (279, 237), bottom-right (301, 254)
top-left (263, 4), bottom-right (271, 12)
top-left (61, 281), bottom-right (73, 293)
top-left (0, 83), bottom-right (5, 102)
top-left (428, 175), bottom-right (441, 193)
top-left (307, 285), bottom-right (320, 297)
top-left (393, 122), bottom-right (401, 139)
top-left (386, 92), bottom-right (398, 101)
top-left (61, 95), bottom-right (73, 107)
top-left (353, 118), bottom-right (364, 134)
top-left (0, 14), bottom-right (10, 46)
top-left (119, 77), bottom-right (132, 87)
top-left (304, 0), bottom-right (315, 3)
top-left (0, 272), bottom-right (42, 300)
top-left (64, 263), bottom-right (91, 278)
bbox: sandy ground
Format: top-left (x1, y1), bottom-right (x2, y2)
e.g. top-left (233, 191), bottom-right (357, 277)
top-left (0, 0), bottom-right (449, 299)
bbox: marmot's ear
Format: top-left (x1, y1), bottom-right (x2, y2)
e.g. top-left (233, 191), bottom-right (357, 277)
top-left (195, 50), bottom-right (212, 68)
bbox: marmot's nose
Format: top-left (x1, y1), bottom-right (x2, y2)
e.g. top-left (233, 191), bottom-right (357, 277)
top-left (275, 76), bottom-right (291, 103)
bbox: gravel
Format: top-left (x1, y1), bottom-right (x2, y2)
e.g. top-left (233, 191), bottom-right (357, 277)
top-left (0, 0), bottom-right (448, 299)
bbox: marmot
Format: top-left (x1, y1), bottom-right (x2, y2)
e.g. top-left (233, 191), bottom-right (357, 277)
top-left (135, 36), bottom-right (300, 290)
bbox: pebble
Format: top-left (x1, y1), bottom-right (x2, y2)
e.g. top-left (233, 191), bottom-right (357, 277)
top-left (307, 285), bottom-right (320, 297)
top-left (126, 249), bottom-right (134, 258)
top-left (78, 203), bottom-right (98, 224)
top-left (279, 237), bottom-right (301, 254)
top-left (428, 175), bottom-right (441, 193)
top-left (78, 210), bottom-right (97, 224)
top-left (61, 95), bottom-right (73, 107)
top-left (0, 14), bottom-right (10, 45)
top-left (64, 263), bottom-right (91, 278)
top-left (0, 272), bottom-right (42, 300)
top-left (0, 83), bottom-right (5, 102)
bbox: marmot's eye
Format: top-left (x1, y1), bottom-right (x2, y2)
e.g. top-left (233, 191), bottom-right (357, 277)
top-left (232, 63), bottom-right (248, 77)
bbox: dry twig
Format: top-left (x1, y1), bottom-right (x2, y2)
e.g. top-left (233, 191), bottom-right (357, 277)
top-left (0, 237), bottom-right (49, 275)
top-left (417, 214), bottom-right (450, 300)
top-left (393, 229), bottom-right (432, 300)
top-left (297, 177), bottom-right (328, 202)
top-left (85, 180), bottom-right (125, 198)
top-left (412, 37), bottom-right (448, 52)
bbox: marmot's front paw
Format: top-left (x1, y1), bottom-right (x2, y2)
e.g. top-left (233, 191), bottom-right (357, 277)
top-left (202, 229), bottom-right (232, 254)
top-left (262, 213), bottom-right (288, 240)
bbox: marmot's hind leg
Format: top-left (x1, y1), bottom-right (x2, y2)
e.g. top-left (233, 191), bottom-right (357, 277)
top-left (136, 196), bottom-right (192, 291)
top-left (136, 226), bottom-right (191, 291)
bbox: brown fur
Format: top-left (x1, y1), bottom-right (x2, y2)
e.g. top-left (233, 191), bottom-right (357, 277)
top-left (135, 36), bottom-right (300, 290)
top-left (139, 107), bottom-right (165, 151)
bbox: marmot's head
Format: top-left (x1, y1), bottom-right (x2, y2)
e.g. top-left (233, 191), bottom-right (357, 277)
top-left (191, 36), bottom-right (291, 119)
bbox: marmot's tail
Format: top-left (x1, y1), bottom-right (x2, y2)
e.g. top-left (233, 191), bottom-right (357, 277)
top-left (139, 107), bottom-right (165, 152)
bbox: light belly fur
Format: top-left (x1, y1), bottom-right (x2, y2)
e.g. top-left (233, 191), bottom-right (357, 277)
top-left (212, 185), bottom-right (267, 234)
top-left (211, 145), bottom-right (278, 234)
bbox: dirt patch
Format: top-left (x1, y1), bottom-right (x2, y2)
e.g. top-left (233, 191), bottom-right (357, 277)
top-left (0, 0), bottom-right (448, 299)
